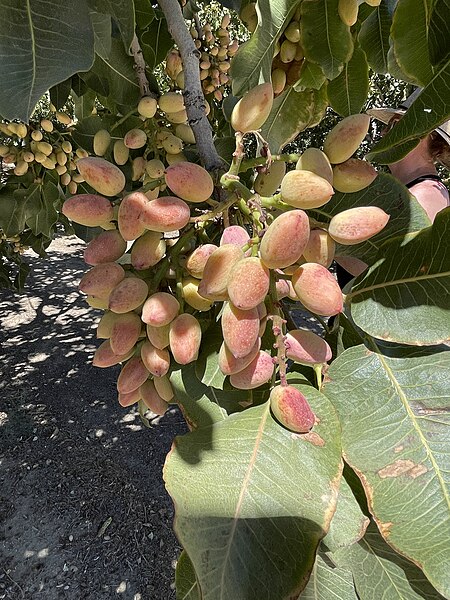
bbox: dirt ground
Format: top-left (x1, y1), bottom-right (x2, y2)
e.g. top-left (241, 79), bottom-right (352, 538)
top-left (0, 236), bottom-right (188, 600)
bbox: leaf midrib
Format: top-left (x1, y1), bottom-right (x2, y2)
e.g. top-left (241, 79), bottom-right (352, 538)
top-left (219, 403), bottom-right (270, 598)
top-left (347, 270), bottom-right (450, 301)
top-left (26, 0), bottom-right (37, 118)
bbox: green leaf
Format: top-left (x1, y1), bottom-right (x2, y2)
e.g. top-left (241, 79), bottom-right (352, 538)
top-left (261, 86), bottom-right (326, 153)
top-left (324, 344), bottom-right (450, 597)
top-left (293, 61), bottom-right (327, 93)
top-left (73, 89), bottom-right (97, 122)
top-left (323, 477), bottom-right (369, 553)
top-left (23, 181), bottom-right (59, 237)
top-left (368, 57), bottom-right (450, 164)
top-left (347, 208), bottom-right (450, 345)
top-left (358, 1), bottom-right (394, 73)
top-left (0, 187), bottom-right (27, 236)
top-left (135, 0), bottom-right (155, 30)
top-left (428, 0), bottom-right (450, 65)
top-left (214, 137), bottom-right (236, 166)
top-left (195, 323), bottom-right (226, 390)
top-left (300, 552), bottom-right (358, 600)
top-left (140, 16), bottom-right (173, 70)
top-left (300, 0), bottom-right (353, 81)
top-left (49, 78), bottom-right (72, 110)
top-left (88, 0), bottom-right (135, 52)
top-left (164, 389), bottom-right (343, 600)
top-left (175, 551), bottom-right (201, 600)
top-left (328, 47), bottom-right (369, 117)
top-left (390, 0), bottom-right (435, 86)
top-left (325, 313), bottom-right (365, 359)
top-left (0, 0), bottom-right (94, 122)
top-left (171, 360), bottom-right (270, 426)
top-left (90, 11), bottom-right (112, 59)
top-left (230, 0), bottom-right (300, 96)
top-left (309, 173), bottom-right (431, 265)
top-left (90, 38), bottom-right (141, 109)
top-left (333, 523), bottom-right (446, 600)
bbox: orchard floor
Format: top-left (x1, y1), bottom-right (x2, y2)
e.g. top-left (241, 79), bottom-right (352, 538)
top-left (0, 235), bottom-right (320, 600)
top-left (0, 236), bottom-right (188, 600)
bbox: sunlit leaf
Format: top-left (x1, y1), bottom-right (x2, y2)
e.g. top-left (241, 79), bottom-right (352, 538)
top-left (230, 0), bottom-right (299, 96)
top-left (165, 386), bottom-right (343, 600)
top-left (358, 1), bottom-right (395, 73)
top-left (261, 86), bottom-right (327, 153)
top-left (390, 0), bottom-right (435, 86)
top-left (323, 477), bottom-right (369, 552)
top-left (300, 552), bottom-right (358, 600)
top-left (324, 344), bottom-right (450, 597)
top-left (300, 0), bottom-right (353, 80)
top-left (328, 47), bottom-right (369, 117)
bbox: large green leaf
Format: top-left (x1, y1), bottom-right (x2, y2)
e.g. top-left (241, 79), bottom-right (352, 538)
top-left (165, 384), bottom-right (343, 600)
top-left (390, 0), bottom-right (435, 86)
top-left (346, 208), bottom-right (450, 345)
top-left (88, 0), bottom-right (135, 52)
top-left (358, 1), bottom-right (394, 73)
top-left (324, 344), bottom-right (450, 597)
top-left (300, 0), bottom-right (353, 81)
top-left (328, 47), bottom-right (369, 117)
top-left (261, 86), bottom-right (327, 153)
top-left (0, 0), bottom-right (94, 122)
top-left (309, 173), bottom-right (431, 265)
top-left (333, 523), bottom-right (446, 600)
top-left (368, 57), bottom-right (450, 164)
top-left (90, 38), bottom-right (141, 109)
top-left (230, 0), bottom-right (300, 96)
top-left (300, 552), bottom-right (358, 600)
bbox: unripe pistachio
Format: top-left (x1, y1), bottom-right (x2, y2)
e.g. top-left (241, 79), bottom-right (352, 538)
top-left (40, 119), bottom-right (54, 132)
top-left (138, 96), bottom-right (158, 119)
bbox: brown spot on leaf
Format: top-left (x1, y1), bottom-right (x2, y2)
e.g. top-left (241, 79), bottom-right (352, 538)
top-left (394, 445), bottom-right (404, 453)
top-left (379, 521), bottom-right (393, 536)
top-left (301, 431), bottom-right (325, 446)
top-left (378, 459), bottom-right (428, 479)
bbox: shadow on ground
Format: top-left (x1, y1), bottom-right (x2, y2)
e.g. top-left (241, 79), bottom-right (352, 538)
top-left (0, 236), bottom-right (187, 600)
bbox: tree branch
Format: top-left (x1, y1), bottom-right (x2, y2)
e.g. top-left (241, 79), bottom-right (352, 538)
top-left (157, 0), bottom-right (224, 172)
top-left (131, 34), bottom-right (151, 98)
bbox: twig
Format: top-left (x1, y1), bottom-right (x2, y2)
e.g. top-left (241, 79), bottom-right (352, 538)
top-left (157, 0), bottom-right (224, 172)
top-left (130, 33), bottom-right (151, 97)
